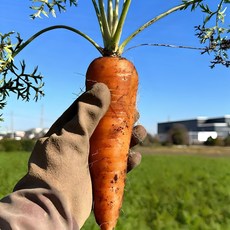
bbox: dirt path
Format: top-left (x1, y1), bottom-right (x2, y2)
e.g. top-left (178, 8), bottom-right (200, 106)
top-left (135, 145), bottom-right (230, 157)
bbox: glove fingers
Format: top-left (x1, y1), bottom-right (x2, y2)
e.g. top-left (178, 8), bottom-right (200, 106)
top-left (45, 83), bottom-right (111, 137)
top-left (45, 101), bottom-right (79, 137)
top-left (62, 83), bottom-right (111, 138)
top-left (127, 151), bottom-right (142, 172)
top-left (130, 125), bottom-right (147, 148)
top-left (127, 125), bottom-right (147, 172)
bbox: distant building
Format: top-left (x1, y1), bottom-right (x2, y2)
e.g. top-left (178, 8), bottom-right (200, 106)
top-left (0, 129), bottom-right (7, 140)
top-left (158, 115), bottom-right (230, 144)
top-left (14, 131), bottom-right (26, 140)
top-left (24, 128), bottom-right (48, 139)
top-left (0, 128), bottom-right (49, 140)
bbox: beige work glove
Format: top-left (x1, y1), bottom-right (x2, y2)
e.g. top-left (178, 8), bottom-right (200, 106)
top-left (0, 83), bottom-right (146, 230)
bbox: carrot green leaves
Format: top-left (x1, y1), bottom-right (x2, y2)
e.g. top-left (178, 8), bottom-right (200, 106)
top-left (0, 32), bottom-right (15, 72)
top-left (0, 32), bottom-right (44, 120)
top-left (182, 0), bottom-right (230, 67)
top-left (195, 1), bottom-right (230, 67)
top-left (181, 0), bottom-right (203, 11)
top-left (1, 0), bottom-right (230, 120)
top-left (30, 0), bottom-right (78, 19)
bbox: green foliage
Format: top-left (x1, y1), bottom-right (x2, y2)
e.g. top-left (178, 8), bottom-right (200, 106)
top-left (224, 135), bottom-right (230, 146)
top-left (30, 0), bottom-right (78, 19)
top-left (181, 0), bottom-right (230, 67)
top-left (82, 153), bottom-right (230, 229)
top-left (0, 139), bottom-right (36, 152)
top-left (20, 139), bottom-right (36, 151)
top-left (204, 136), bottom-right (217, 146)
top-left (0, 139), bottom-right (22, 152)
top-left (214, 137), bottom-right (225, 146)
top-left (204, 136), bottom-right (228, 146)
top-left (140, 133), bottom-right (160, 146)
top-left (0, 32), bottom-right (14, 69)
top-left (167, 124), bottom-right (189, 145)
top-left (0, 32), bottom-right (45, 120)
top-left (194, 1), bottom-right (230, 68)
top-left (181, 0), bottom-right (203, 11)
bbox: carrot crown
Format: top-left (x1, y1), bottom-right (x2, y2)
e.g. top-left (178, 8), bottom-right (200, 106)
top-left (1, 0), bottom-right (229, 67)
top-left (1, 0), bottom-right (202, 70)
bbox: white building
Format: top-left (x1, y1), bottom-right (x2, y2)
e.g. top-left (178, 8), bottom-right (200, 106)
top-left (158, 115), bottom-right (230, 144)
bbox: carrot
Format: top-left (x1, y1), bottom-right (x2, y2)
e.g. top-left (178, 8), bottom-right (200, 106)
top-left (86, 56), bottom-right (138, 230)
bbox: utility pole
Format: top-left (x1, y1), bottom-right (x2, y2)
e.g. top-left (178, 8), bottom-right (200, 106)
top-left (167, 115), bottom-right (171, 122)
top-left (40, 104), bottom-right (44, 129)
top-left (10, 111), bottom-right (14, 139)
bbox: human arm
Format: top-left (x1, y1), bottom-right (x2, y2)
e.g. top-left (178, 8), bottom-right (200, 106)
top-left (0, 83), bottom-right (146, 230)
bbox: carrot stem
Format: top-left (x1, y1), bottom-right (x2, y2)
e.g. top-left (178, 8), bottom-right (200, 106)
top-left (98, 0), bottom-right (111, 47)
top-left (118, 1), bottom-right (192, 55)
top-left (110, 0), bottom-right (131, 52)
top-left (12, 25), bottom-right (103, 59)
top-left (92, 0), bottom-right (105, 40)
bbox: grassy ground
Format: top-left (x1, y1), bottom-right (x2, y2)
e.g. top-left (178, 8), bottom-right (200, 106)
top-left (1, 147), bottom-right (230, 229)
top-left (0, 151), bottom-right (29, 197)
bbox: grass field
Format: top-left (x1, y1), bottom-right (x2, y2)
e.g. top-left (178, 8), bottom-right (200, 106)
top-left (0, 151), bottom-right (29, 198)
top-left (1, 147), bottom-right (230, 229)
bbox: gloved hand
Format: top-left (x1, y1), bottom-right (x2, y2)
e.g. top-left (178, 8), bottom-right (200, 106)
top-left (0, 83), bottom-right (146, 230)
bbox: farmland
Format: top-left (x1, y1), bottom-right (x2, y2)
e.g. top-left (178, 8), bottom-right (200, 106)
top-left (1, 146), bottom-right (230, 229)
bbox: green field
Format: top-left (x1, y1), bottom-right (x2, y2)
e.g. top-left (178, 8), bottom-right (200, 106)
top-left (0, 151), bottom-right (29, 198)
top-left (1, 147), bottom-right (230, 229)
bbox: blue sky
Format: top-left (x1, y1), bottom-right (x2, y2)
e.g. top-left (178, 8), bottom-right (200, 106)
top-left (0, 0), bottom-right (229, 134)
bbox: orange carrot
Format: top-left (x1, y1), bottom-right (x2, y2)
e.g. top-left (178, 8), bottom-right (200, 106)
top-left (86, 56), bottom-right (138, 230)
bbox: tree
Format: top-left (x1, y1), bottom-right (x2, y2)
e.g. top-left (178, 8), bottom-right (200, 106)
top-left (168, 123), bottom-right (189, 145)
top-left (0, 1), bottom-right (230, 121)
top-left (204, 136), bottom-right (215, 146)
top-left (204, 136), bottom-right (225, 146)
top-left (140, 133), bottom-right (160, 146)
top-left (224, 135), bottom-right (230, 146)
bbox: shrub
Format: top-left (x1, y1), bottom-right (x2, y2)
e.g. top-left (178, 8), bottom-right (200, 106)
top-left (204, 136), bottom-right (225, 146)
top-left (0, 139), bottom-right (36, 152)
top-left (140, 133), bottom-right (160, 146)
top-left (224, 135), bottom-right (230, 146)
top-left (0, 139), bottom-right (22, 152)
top-left (20, 139), bottom-right (36, 151)
top-left (204, 136), bottom-right (216, 146)
top-left (214, 137), bottom-right (225, 146)
top-left (167, 124), bottom-right (189, 145)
